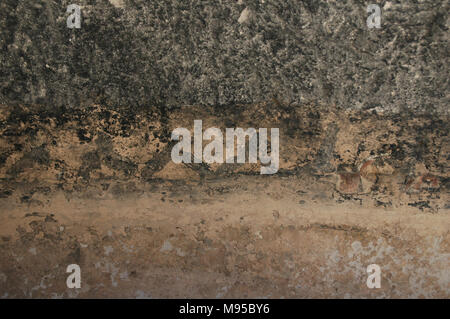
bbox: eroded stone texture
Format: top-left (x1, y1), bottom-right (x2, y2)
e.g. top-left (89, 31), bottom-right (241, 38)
top-left (0, 0), bottom-right (448, 300)
top-left (0, 104), bottom-right (448, 298)
top-left (0, 0), bottom-right (448, 113)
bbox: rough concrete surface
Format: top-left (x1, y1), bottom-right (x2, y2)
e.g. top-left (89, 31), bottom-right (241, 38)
top-left (0, 0), bottom-right (449, 113)
top-left (0, 0), bottom-right (449, 299)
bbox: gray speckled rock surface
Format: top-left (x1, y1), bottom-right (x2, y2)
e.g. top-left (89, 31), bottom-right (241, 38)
top-left (0, 0), bottom-right (448, 113)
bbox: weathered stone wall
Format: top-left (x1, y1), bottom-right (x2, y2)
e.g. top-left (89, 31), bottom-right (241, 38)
top-left (0, 0), bottom-right (448, 298)
top-left (0, 0), bottom-right (448, 113)
top-left (0, 104), bottom-right (448, 298)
